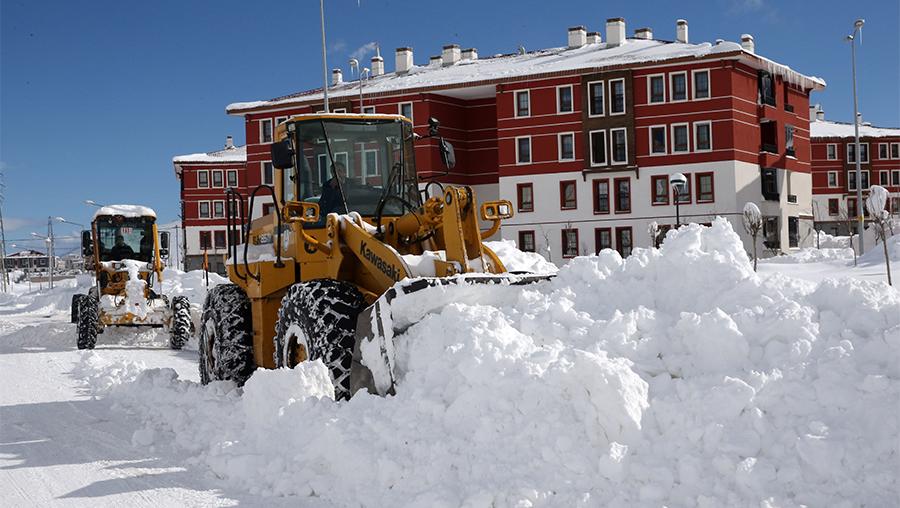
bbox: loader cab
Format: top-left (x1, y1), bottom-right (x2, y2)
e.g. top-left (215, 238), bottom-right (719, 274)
top-left (273, 114), bottom-right (425, 226)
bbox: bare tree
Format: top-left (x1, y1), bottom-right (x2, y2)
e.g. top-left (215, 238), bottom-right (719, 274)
top-left (742, 202), bottom-right (763, 271)
top-left (838, 203), bottom-right (858, 267)
top-left (811, 201), bottom-right (823, 249)
top-left (865, 185), bottom-right (893, 286)
top-left (647, 221), bottom-right (659, 248)
top-left (538, 225), bottom-right (553, 263)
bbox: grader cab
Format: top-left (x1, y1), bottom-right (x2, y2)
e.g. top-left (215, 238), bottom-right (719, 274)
top-left (198, 114), bottom-right (547, 398)
top-left (71, 205), bottom-right (191, 350)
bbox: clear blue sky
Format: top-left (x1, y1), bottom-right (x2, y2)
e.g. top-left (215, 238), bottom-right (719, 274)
top-left (2, 0), bottom-right (897, 252)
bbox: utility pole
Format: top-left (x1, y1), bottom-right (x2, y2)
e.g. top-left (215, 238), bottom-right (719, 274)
top-left (847, 19), bottom-right (866, 254)
top-left (0, 188), bottom-right (8, 292)
top-left (47, 216), bottom-right (55, 289)
top-left (320, 0), bottom-right (330, 113)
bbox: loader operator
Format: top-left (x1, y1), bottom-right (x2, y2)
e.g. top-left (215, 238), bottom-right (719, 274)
top-left (109, 234), bottom-right (135, 260)
top-left (316, 161), bottom-right (349, 225)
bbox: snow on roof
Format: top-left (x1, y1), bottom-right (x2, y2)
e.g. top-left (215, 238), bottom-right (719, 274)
top-left (810, 119), bottom-right (900, 139)
top-left (227, 38), bottom-right (825, 113)
top-left (172, 144), bottom-right (247, 164)
top-left (93, 204), bottom-right (157, 220)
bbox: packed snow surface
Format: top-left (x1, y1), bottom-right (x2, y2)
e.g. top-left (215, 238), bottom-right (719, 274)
top-left (92, 204), bottom-right (157, 219)
top-left (57, 218), bottom-right (899, 506)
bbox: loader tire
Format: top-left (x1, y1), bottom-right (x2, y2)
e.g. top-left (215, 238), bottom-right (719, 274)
top-left (274, 279), bottom-right (365, 400)
top-left (76, 296), bottom-right (99, 350)
top-left (198, 284), bottom-right (254, 386)
top-left (71, 294), bottom-right (85, 324)
top-left (169, 296), bottom-right (191, 350)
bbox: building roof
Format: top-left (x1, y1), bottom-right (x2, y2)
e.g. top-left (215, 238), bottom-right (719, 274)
top-left (227, 37), bottom-right (825, 114)
top-left (810, 119), bottom-right (900, 139)
top-left (8, 249), bottom-right (46, 258)
top-left (172, 144), bottom-right (247, 164)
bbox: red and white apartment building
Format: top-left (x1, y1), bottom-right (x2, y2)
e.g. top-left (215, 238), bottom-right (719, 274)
top-left (181, 17), bottom-right (826, 264)
top-left (809, 105), bottom-right (900, 235)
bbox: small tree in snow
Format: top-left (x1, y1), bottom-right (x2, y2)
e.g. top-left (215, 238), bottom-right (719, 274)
top-left (742, 202), bottom-right (762, 271)
top-left (838, 204), bottom-right (859, 267)
top-left (865, 185), bottom-right (893, 286)
top-left (648, 221), bottom-right (659, 248)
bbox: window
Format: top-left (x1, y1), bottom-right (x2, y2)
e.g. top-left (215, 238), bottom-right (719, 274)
top-left (275, 116), bottom-right (287, 126)
top-left (610, 128), bottom-right (627, 164)
top-left (826, 143), bottom-right (837, 160)
top-left (557, 85), bottom-right (573, 113)
top-left (198, 201), bottom-right (210, 218)
top-left (514, 91), bottom-right (530, 117)
top-left (560, 180), bottom-right (577, 209)
top-left (614, 178), bottom-right (631, 213)
top-left (199, 231), bottom-right (211, 250)
top-left (880, 170), bottom-right (890, 185)
top-left (694, 122), bottom-right (712, 152)
top-left (671, 124), bottom-right (689, 153)
top-left (332, 108), bottom-right (347, 113)
top-left (262, 162), bottom-right (274, 186)
top-left (696, 173), bottom-right (714, 203)
top-left (517, 183), bottom-right (534, 212)
top-left (587, 81), bottom-right (604, 116)
top-left (197, 170), bottom-right (209, 188)
top-left (518, 231), bottom-right (536, 252)
top-left (763, 217), bottom-right (779, 249)
top-left (848, 170), bottom-right (870, 191)
top-left (595, 228), bottom-right (612, 254)
top-left (758, 71), bottom-right (776, 107)
top-left (363, 106), bottom-right (376, 114)
top-left (670, 72), bottom-right (687, 101)
top-left (260, 119), bottom-right (273, 143)
top-left (847, 143), bottom-right (869, 163)
top-left (262, 203), bottom-right (275, 216)
top-left (227, 170), bottom-right (237, 187)
top-left (788, 217), bottom-right (799, 248)
top-left (212, 170), bottom-right (224, 188)
top-left (760, 121), bottom-right (777, 153)
top-left (615, 227), bottom-right (633, 257)
top-left (558, 133), bottom-right (575, 161)
top-left (827, 171), bottom-right (838, 188)
top-left (785, 125), bottom-right (795, 157)
top-left (651, 175), bottom-right (669, 205)
top-left (848, 198), bottom-right (858, 218)
top-left (891, 197), bottom-right (900, 215)
top-left (828, 198), bottom-right (839, 216)
top-left (609, 79), bottom-right (625, 114)
top-left (674, 173), bottom-right (692, 204)
top-left (399, 102), bottom-right (413, 122)
top-left (892, 143), bottom-right (900, 159)
top-left (648, 75), bottom-right (665, 103)
top-left (650, 126), bottom-right (667, 155)
top-left (516, 136), bottom-right (531, 164)
top-left (214, 231), bottom-right (226, 249)
top-left (879, 144), bottom-right (889, 159)
top-left (592, 179), bottom-right (610, 214)
top-left (589, 130), bottom-right (607, 166)
top-left (692, 70), bottom-right (710, 99)
top-left (893, 170), bottom-right (900, 186)
top-left (561, 229), bottom-right (579, 258)
top-left (363, 149), bottom-right (379, 177)
top-left (228, 200), bottom-right (240, 217)
top-left (213, 201), bottom-right (225, 218)
top-left (761, 168), bottom-right (779, 201)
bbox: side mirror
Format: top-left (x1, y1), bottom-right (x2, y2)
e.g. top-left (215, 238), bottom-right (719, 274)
top-left (81, 230), bottom-right (93, 257)
top-left (440, 139), bottom-right (456, 169)
top-left (159, 231), bottom-right (170, 258)
top-left (481, 200), bottom-right (514, 221)
top-left (271, 139), bottom-right (294, 170)
top-left (282, 201), bottom-right (321, 224)
top-left (428, 117), bottom-right (440, 136)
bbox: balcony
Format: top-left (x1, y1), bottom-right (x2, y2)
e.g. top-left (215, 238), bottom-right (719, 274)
top-left (761, 143), bottom-right (778, 154)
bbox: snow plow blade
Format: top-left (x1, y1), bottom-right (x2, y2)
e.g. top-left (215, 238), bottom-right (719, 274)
top-left (350, 273), bottom-right (554, 396)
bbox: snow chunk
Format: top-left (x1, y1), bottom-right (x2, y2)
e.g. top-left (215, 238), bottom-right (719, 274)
top-left (92, 204), bottom-right (156, 220)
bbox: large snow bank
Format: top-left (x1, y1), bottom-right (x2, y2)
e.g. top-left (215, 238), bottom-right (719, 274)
top-left (763, 247), bottom-right (855, 264)
top-left (76, 218), bottom-right (899, 506)
top-left (484, 239), bottom-right (558, 273)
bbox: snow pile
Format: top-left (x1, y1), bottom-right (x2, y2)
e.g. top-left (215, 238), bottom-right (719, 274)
top-left (763, 247), bottom-right (855, 264)
top-left (485, 239), bottom-right (558, 274)
top-left (860, 233), bottom-right (900, 264)
top-left (75, 218), bottom-right (899, 506)
top-left (120, 260), bottom-right (150, 319)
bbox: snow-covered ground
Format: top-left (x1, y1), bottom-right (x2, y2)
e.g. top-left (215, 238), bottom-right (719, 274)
top-left (1, 221), bottom-right (897, 507)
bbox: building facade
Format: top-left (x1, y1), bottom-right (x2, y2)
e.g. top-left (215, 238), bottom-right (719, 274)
top-left (809, 106), bottom-right (900, 236)
top-left (222, 17), bottom-right (824, 262)
top-left (173, 138), bottom-right (251, 274)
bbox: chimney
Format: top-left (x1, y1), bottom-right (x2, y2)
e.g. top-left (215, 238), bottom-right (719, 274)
top-left (225, 135), bottom-right (234, 149)
top-left (816, 110), bottom-right (824, 121)
top-left (395, 47), bottom-right (413, 73)
top-left (430, 55), bottom-right (443, 67)
top-left (587, 31), bottom-right (601, 44)
top-left (809, 103), bottom-right (824, 122)
top-left (370, 47), bottom-right (384, 76)
top-left (856, 112), bottom-right (863, 125)
top-left (332, 68), bottom-right (342, 86)
top-left (676, 19), bottom-right (688, 43)
top-left (461, 47), bottom-right (478, 60)
top-left (442, 44), bottom-right (460, 66)
top-left (568, 26), bottom-right (587, 48)
top-left (634, 27), bottom-right (653, 40)
top-left (740, 34), bottom-right (755, 53)
top-left (606, 18), bottom-right (626, 47)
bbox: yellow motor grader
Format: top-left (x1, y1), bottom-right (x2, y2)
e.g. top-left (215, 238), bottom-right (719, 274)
top-left (199, 113), bottom-right (547, 398)
top-left (72, 205), bottom-right (191, 350)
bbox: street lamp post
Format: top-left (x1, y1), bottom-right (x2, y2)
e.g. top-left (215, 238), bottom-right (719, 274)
top-left (670, 173), bottom-right (687, 228)
top-left (847, 18), bottom-right (865, 254)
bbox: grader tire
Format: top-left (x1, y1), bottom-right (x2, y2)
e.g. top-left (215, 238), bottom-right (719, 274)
top-left (273, 279), bottom-right (365, 400)
top-left (198, 284), bottom-right (254, 386)
top-left (169, 296), bottom-right (192, 350)
top-left (76, 296), bottom-right (99, 350)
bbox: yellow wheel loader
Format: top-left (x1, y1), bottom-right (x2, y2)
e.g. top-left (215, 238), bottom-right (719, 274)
top-left (71, 205), bottom-right (191, 350)
top-left (198, 113), bottom-right (549, 398)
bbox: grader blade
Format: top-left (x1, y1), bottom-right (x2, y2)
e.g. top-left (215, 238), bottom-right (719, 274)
top-left (350, 273), bottom-right (554, 396)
